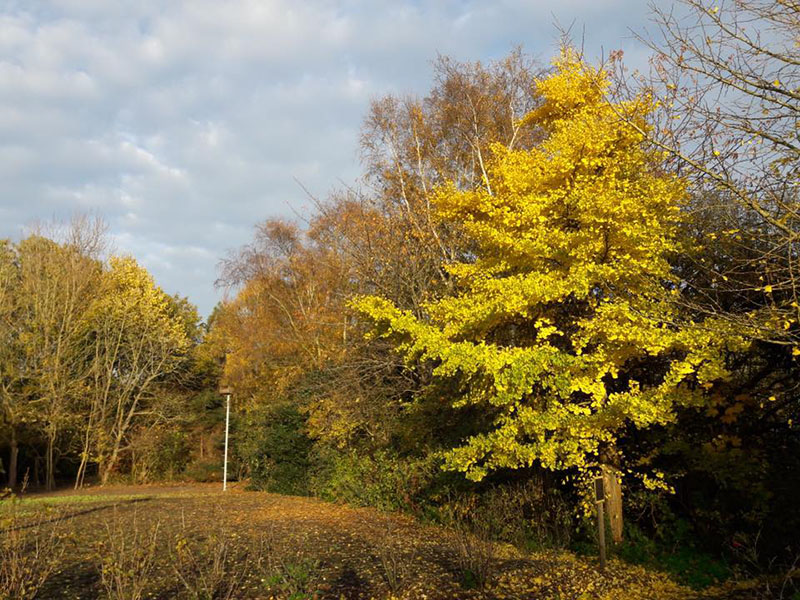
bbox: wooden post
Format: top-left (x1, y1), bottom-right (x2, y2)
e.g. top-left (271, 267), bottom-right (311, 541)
top-left (595, 476), bottom-right (607, 571)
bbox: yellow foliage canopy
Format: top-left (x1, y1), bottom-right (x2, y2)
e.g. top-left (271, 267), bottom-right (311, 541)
top-left (355, 51), bottom-right (748, 481)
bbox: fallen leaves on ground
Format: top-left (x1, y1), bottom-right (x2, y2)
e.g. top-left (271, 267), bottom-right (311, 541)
top-left (0, 484), bottom-right (768, 599)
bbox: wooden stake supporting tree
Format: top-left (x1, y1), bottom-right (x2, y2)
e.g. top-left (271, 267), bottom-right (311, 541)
top-left (594, 476), bottom-right (607, 571)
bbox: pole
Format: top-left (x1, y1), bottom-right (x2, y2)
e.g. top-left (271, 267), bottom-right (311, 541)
top-left (223, 393), bottom-right (230, 492)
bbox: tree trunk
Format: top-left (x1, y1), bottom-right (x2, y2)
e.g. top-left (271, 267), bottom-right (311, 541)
top-left (75, 418), bottom-right (94, 489)
top-left (101, 445), bottom-right (120, 486)
top-left (601, 464), bottom-right (623, 544)
top-left (75, 450), bottom-right (89, 490)
top-left (8, 431), bottom-right (18, 489)
top-left (45, 430), bottom-right (56, 491)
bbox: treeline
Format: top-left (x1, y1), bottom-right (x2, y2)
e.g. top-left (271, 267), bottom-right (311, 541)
top-left (0, 218), bottom-right (223, 490)
top-left (0, 0), bottom-right (796, 585)
top-left (212, 0), bottom-right (799, 582)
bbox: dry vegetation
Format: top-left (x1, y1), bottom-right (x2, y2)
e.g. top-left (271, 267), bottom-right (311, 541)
top-left (0, 484), bottom-right (775, 600)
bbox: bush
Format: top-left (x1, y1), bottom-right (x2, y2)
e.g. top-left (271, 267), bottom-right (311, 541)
top-left (237, 403), bottom-right (313, 495)
top-left (0, 501), bottom-right (67, 599)
top-left (613, 520), bottom-right (731, 590)
top-left (130, 426), bottom-right (192, 483)
top-left (171, 524), bottom-right (249, 600)
top-left (184, 459), bottom-right (222, 483)
top-left (310, 446), bottom-right (436, 512)
top-left (96, 509), bottom-right (161, 600)
top-left (309, 448), bottom-right (575, 556)
top-left (261, 554), bottom-right (319, 600)
top-left (450, 514), bottom-right (496, 590)
top-left (468, 477), bottom-right (573, 551)
top-left (370, 519), bottom-right (416, 595)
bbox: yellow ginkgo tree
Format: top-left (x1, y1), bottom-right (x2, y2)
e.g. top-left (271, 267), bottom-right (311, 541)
top-left (354, 51), bottom-right (747, 492)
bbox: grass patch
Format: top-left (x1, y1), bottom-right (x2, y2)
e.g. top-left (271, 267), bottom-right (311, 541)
top-left (0, 494), bottom-right (151, 517)
top-left (11, 494), bottom-right (150, 505)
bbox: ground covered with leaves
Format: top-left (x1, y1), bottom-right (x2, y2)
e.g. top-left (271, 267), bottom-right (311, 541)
top-left (0, 483), bottom-right (774, 599)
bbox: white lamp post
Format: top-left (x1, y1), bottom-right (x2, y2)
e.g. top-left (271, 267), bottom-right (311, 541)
top-left (219, 385), bottom-right (233, 491)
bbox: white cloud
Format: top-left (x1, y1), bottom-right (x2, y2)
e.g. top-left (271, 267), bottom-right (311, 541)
top-left (0, 0), bottom-right (656, 315)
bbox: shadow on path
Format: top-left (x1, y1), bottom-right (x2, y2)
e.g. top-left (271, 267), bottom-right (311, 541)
top-left (0, 497), bottom-right (151, 533)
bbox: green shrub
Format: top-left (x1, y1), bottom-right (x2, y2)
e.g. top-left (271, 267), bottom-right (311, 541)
top-left (237, 402), bottom-right (313, 495)
top-left (614, 521), bottom-right (731, 589)
top-left (310, 447), bottom-right (436, 512)
top-left (130, 427), bottom-right (192, 483)
top-left (184, 459), bottom-right (221, 482)
top-left (262, 555), bottom-right (319, 600)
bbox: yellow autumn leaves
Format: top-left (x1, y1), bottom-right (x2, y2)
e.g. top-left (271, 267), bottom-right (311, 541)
top-left (354, 51), bottom-right (748, 482)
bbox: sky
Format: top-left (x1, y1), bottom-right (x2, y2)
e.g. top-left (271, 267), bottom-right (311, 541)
top-left (0, 0), bottom-right (660, 317)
